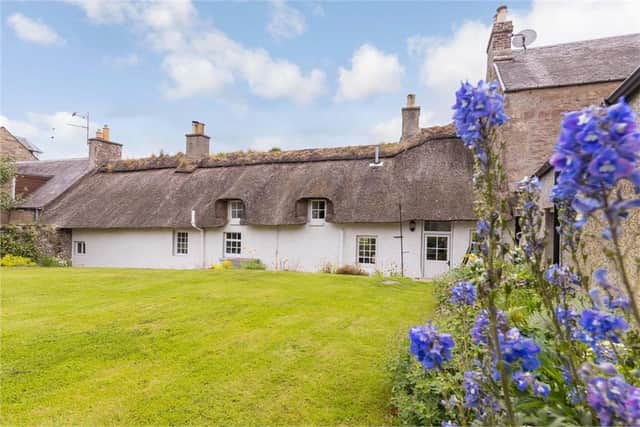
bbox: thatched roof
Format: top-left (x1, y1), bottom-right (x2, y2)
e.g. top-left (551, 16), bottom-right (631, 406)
top-left (16, 158), bottom-right (92, 209)
top-left (41, 125), bottom-right (477, 228)
top-left (495, 33), bottom-right (640, 92)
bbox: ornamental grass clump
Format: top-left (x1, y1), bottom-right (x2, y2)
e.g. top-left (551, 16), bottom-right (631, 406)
top-left (401, 84), bottom-right (640, 427)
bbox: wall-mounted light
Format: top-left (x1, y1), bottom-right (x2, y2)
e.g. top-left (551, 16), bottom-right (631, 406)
top-left (409, 220), bottom-right (416, 232)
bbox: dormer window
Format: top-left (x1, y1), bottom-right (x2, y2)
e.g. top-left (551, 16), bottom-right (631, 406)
top-left (229, 200), bottom-right (244, 225)
top-left (310, 199), bottom-right (326, 225)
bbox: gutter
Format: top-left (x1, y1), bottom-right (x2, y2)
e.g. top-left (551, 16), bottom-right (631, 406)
top-left (191, 209), bottom-right (206, 269)
top-left (605, 65), bottom-right (640, 105)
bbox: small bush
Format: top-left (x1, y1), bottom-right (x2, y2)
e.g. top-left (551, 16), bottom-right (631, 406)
top-left (336, 265), bottom-right (367, 275)
top-left (241, 259), bottom-right (266, 270)
top-left (39, 256), bottom-right (69, 267)
top-left (319, 262), bottom-right (335, 274)
top-left (1, 254), bottom-right (36, 267)
top-left (211, 259), bottom-right (234, 270)
top-left (269, 147), bottom-right (282, 152)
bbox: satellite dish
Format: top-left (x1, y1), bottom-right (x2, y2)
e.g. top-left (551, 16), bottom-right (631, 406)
top-left (512, 29), bottom-right (537, 49)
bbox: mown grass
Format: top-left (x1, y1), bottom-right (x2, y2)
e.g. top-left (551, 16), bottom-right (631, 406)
top-left (1, 268), bottom-right (435, 426)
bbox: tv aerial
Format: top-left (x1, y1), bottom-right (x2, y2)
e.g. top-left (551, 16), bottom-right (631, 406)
top-left (512, 29), bottom-right (537, 50)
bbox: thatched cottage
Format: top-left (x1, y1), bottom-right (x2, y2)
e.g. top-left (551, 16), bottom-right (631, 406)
top-left (40, 107), bottom-right (477, 277)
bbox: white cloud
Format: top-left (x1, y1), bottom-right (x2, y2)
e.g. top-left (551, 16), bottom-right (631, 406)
top-left (103, 53), bottom-right (140, 68)
top-left (7, 13), bottom-right (65, 45)
top-left (408, 0), bottom-right (640, 124)
top-left (250, 136), bottom-right (286, 151)
top-left (267, 0), bottom-right (306, 40)
top-left (0, 112), bottom-right (99, 159)
top-left (68, 0), bottom-right (325, 104)
top-left (337, 44), bottom-right (405, 101)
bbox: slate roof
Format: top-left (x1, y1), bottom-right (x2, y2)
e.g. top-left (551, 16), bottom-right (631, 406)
top-left (15, 136), bottom-right (43, 154)
top-left (495, 33), bottom-right (640, 92)
top-left (16, 158), bottom-right (93, 209)
top-left (41, 126), bottom-right (477, 228)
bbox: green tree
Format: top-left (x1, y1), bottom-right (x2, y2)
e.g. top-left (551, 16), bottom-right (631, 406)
top-left (0, 155), bottom-right (19, 210)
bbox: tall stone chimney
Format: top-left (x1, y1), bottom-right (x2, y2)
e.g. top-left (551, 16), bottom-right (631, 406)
top-left (401, 94), bottom-right (420, 141)
top-left (88, 124), bottom-right (122, 166)
top-left (185, 121), bottom-right (210, 160)
top-left (486, 5), bottom-right (513, 78)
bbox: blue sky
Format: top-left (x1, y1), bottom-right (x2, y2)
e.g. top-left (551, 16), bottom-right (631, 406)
top-left (2, 0), bottom-right (639, 159)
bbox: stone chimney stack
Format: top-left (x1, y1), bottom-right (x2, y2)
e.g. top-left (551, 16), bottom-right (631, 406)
top-left (401, 94), bottom-right (420, 141)
top-left (486, 5), bottom-right (513, 77)
top-left (185, 121), bottom-right (210, 160)
top-left (88, 124), bottom-right (122, 166)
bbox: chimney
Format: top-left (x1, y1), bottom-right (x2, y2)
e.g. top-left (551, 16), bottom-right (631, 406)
top-left (185, 120), bottom-right (210, 160)
top-left (401, 94), bottom-right (420, 141)
top-left (486, 5), bottom-right (513, 74)
top-left (88, 124), bottom-right (122, 166)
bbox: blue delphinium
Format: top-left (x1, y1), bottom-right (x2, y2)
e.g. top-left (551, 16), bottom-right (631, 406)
top-left (587, 376), bottom-right (637, 426)
top-left (550, 99), bottom-right (640, 236)
top-left (452, 80), bottom-right (509, 168)
top-left (451, 281), bottom-right (476, 305)
top-left (591, 268), bottom-right (630, 311)
top-left (409, 322), bottom-right (455, 370)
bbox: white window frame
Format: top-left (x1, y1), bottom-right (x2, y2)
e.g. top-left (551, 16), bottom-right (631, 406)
top-left (224, 232), bottom-right (242, 256)
top-left (228, 200), bottom-right (244, 225)
top-left (425, 234), bottom-right (449, 262)
top-left (174, 231), bottom-right (189, 255)
top-left (74, 240), bottom-right (86, 255)
top-left (310, 199), bottom-right (326, 225)
top-left (469, 230), bottom-right (480, 254)
top-left (357, 235), bottom-right (377, 265)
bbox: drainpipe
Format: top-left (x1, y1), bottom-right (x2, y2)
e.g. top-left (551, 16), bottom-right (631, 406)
top-left (191, 209), bottom-right (206, 268)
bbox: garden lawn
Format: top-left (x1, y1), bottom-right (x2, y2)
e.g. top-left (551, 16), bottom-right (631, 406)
top-left (1, 268), bottom-right (436, 426)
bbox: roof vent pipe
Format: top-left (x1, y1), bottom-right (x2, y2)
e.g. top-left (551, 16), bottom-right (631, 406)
top-left (369, 145), bottom-right (384, 167)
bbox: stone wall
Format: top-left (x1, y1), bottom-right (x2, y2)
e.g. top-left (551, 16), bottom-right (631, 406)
top-left (0, 224), bottom-right (72, 263)
top-left (499, 81), bottom-right (621, 189)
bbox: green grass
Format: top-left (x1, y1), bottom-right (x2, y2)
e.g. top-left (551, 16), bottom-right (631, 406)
top-left (1, 268), bottom-right (436, 426)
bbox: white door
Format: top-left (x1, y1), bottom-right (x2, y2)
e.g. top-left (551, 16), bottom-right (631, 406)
top-left (423, 232), bottom-right (451, 278)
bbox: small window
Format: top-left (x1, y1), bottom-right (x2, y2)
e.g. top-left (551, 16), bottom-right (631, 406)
top-left (229, 200), bottom-right (244, 224)
top-left (357, 236), bottom-right (377, 265)
top-left (224, 232), bottom-right (242, 255)
top-left (424, 221), bottom-right (451, 232)
top-left (310, 199), bottom-right (326, 224)
top-left (74, 241), bottom-right (86, 255)
top-left (425, 236), bottom-right (449, 261)
top-left (174, 231), bottom-right (188, 255)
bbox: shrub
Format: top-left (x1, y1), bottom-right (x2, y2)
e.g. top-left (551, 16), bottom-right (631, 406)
top-left (1, 254), bottom-right (36, 267)
top-left (211, 259), bottom-right (234, 270)
top-left (0, 225), bottom-right (40, 260)
top-left (39, 256), bottom-right (69, 267)
top-left (319, 262), bottom-right (335, 274)
top-left (336, 264), bottom-right (367, 275)
top-left (241, 259), bottom-right (266, 270)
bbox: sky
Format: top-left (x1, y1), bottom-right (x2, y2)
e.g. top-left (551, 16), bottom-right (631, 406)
top-left (1, 0), bottom-right (639, 160)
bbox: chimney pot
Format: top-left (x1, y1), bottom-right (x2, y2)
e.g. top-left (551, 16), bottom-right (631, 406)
top-left (102, 124), bottom-right (110, 141)
top-left (96, 129), bottom-right (103, 139)
top-left (401, 94), bottom-right (420, 141)
top-left (495, 5), bottom-right (508, 22)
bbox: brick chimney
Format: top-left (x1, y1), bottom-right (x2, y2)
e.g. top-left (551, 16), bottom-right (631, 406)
top-left (401, 94), bottom-right (420, 141)
top-left (88, 124), bottom-right (122, 166)
top-left (185, 121), bottom-right (210, 160)
top-left (486, 5), bottom-right (513, 77)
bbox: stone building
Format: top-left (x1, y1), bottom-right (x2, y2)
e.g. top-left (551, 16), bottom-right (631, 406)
top-left (486, 5), bottom-right (639, 264)
top-left (0, 126), bottom-right (42, 161)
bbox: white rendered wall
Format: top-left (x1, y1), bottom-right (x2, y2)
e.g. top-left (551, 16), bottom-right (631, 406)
top-left (72, 220), bottom-right (477, 278)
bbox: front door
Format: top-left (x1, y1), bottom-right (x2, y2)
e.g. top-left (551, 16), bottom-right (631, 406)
top-left (423, 232), bottom-right (451, 278)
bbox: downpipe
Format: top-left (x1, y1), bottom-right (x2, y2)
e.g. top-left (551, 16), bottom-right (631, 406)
top-left (191, 209), bottom-right (206, 269)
